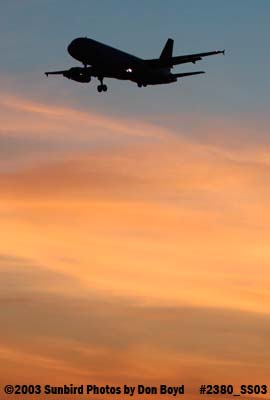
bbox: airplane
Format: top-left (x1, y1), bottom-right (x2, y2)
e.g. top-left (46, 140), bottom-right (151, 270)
top-left (45, 37), bottom-right (225, 93)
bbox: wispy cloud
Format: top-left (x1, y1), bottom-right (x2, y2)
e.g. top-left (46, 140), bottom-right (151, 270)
top-left (1, 91), bottom-right (270, 390)
top-left (1, 257), bottom-right (270, 388)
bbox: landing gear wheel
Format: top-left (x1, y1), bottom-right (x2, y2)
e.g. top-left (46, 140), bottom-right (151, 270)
top-left (97, 85), bottom-right (102, 93)
top-left (137, 82), bottom-right (142, 88)
top-left (102, 84), bottom-right (107, 92)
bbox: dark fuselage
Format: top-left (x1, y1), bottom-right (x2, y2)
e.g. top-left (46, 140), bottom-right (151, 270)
top-left (45, 37), bottom-right (224, 92)
top-left (67, 37), bottom-right (174, 85)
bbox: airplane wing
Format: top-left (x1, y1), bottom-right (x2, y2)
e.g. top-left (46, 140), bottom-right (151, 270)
top-left (45, 70), bottom-right (69, 76)
top-left (146, 49), bottom-right (225, 67)
top-left (171, 50), bottom-right (225, 65)
top-left (45, 67), bottom-right (92, 82)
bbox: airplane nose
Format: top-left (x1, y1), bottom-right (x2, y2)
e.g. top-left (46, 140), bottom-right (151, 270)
top-left (67, 37), bottom-right (88, 63)
top-left (67, 40), bottom-right (76, 56)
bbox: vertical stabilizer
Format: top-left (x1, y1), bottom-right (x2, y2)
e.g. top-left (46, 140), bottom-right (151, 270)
top-left (160, 38), bottom-right (174, 60)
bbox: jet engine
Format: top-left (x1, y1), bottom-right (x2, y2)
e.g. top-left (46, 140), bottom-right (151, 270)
top-left (63, 67), bottom-right (91, 83)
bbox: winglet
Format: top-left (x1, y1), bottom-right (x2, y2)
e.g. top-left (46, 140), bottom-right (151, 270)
top-left (45, 72), bottom-right (48, 77)
top-left (222, 49), bottom-right (225, 55)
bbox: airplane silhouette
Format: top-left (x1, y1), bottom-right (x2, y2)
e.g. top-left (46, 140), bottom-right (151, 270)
top-left (45, 37), bottom-right (225, 93)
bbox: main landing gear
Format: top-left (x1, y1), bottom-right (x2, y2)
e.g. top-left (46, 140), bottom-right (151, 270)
top-left (97, 77), bottom-right (107, 93)
top-left (97, 84), bottom-right (107, 92)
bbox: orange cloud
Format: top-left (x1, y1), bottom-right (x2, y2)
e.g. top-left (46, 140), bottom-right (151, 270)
top-left (1, 92), bottom-right (270, 394)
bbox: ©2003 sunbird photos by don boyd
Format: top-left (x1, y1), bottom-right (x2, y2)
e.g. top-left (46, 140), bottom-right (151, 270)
top-left (36, 384), bottom-right (185, 396)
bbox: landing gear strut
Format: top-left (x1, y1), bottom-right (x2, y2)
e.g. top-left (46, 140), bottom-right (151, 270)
top-left (97, 77), bottom-right (107, 93)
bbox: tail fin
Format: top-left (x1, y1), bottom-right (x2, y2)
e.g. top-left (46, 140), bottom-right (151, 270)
top-left (160, 38), bottom-right (174, 61)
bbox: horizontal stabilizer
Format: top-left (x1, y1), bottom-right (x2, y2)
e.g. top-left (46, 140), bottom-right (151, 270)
top-left (173, 71), bottom-right (205, 78)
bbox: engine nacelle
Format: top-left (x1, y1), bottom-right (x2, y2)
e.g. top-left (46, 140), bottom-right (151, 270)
top-left (63, 67), bottom-right (91, 83)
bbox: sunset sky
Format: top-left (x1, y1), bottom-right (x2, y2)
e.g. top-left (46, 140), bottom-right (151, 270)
top-left (1, 1), bottom-right (270, 398)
